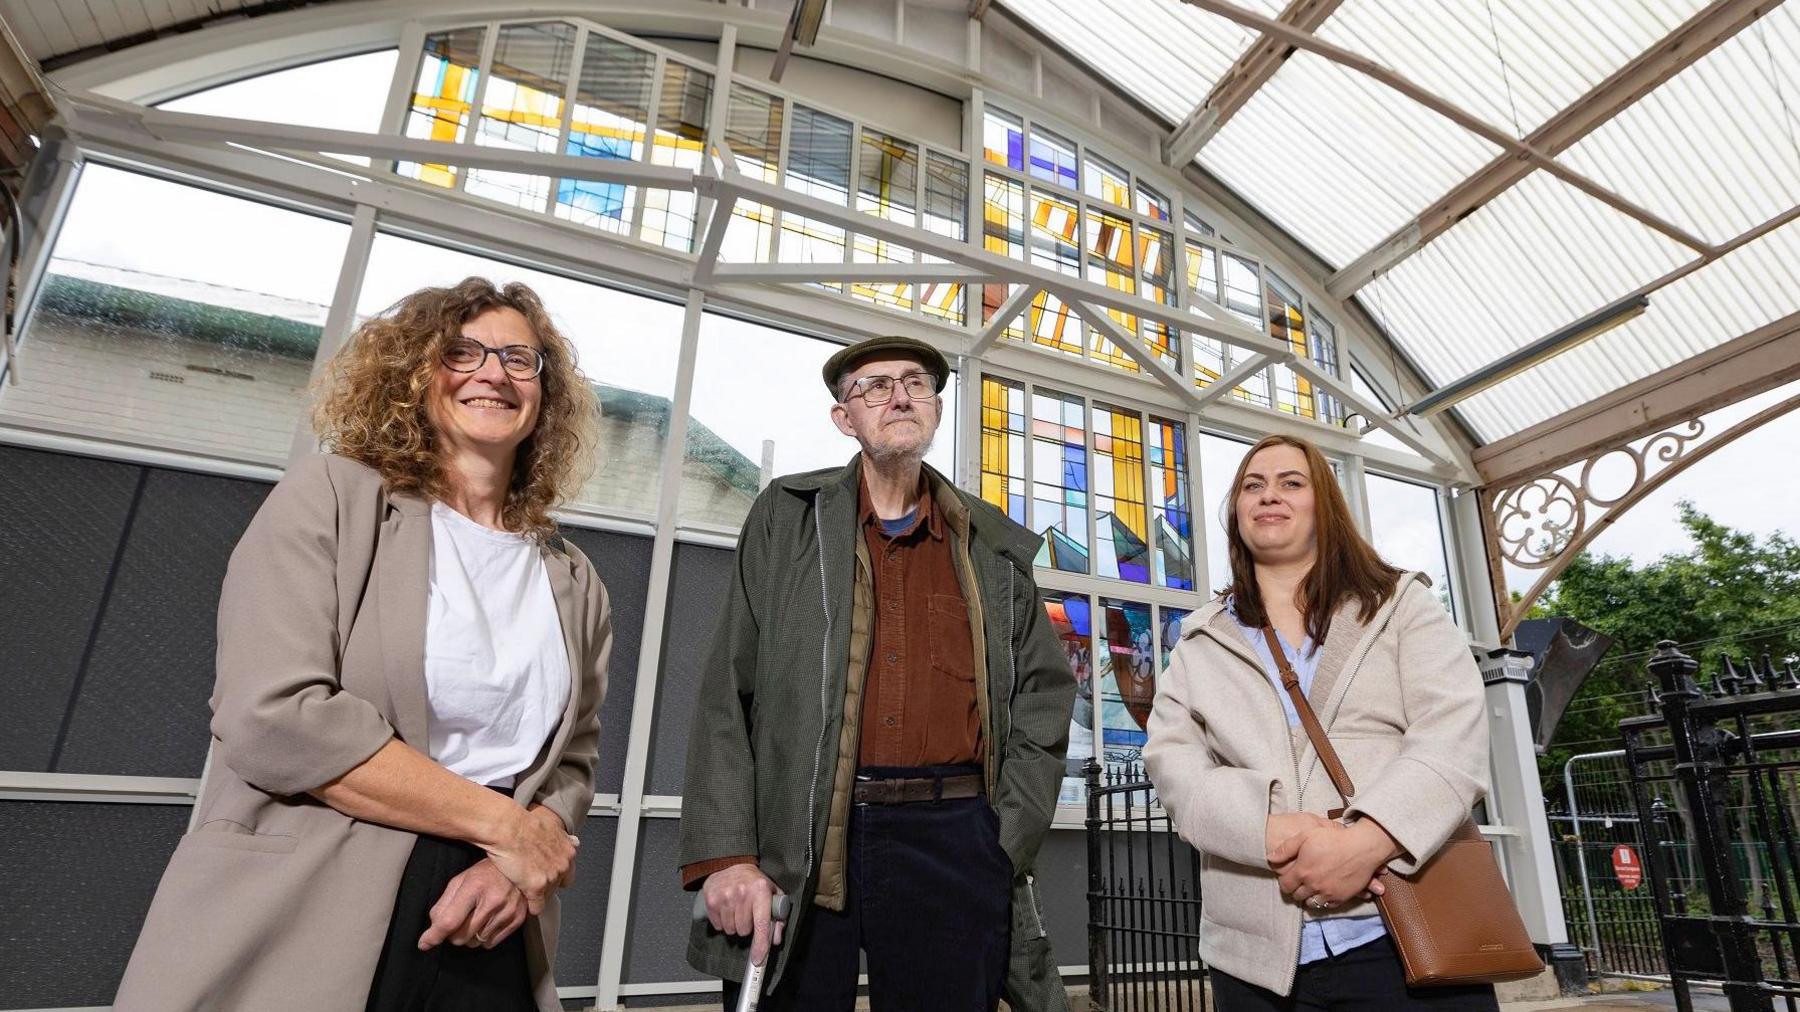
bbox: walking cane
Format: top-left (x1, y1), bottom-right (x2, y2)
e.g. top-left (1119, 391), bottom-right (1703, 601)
top-left (692, 891), bottom-right (792, 1012)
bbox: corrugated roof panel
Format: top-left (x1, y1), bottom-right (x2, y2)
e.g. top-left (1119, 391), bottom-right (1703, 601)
top-left (1200, 50), bottom-right (1503, 267)
top-left (1558, 5), bottom-right (1800, 244)
top-left (1359, 169), bottom-right (1694, 439)
top-left (994, 0), bottom-right (1281, 122)
top-left (1453, 214), bottom-right (1800, 437)
top-left (1317, 1), bottom-right (1706, 137)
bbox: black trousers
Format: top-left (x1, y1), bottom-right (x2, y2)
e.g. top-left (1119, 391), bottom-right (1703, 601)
top-left (1209, 935), bottom-right (1500, 1012)
top-left (364, 832), bottom-right (536, 1012)
top-left (722, 765), bottom-right (1013, 1012)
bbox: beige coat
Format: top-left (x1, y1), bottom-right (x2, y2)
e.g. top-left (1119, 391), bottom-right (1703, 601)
top-left (1142, 574), bottom-right (1488, 997)
top-left (114, 453), bottom-right (611, 1012)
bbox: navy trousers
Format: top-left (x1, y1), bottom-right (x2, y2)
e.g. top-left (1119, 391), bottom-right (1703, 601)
top-left (1209, 935), bottom-right (1500, 1012)
top-left (723, 765), bottom-right (1013, 1012)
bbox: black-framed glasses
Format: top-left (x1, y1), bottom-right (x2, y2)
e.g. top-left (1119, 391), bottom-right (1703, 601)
top-left (440, 337), bottom-right (545, 380)
top-left (841, 371), bottom-right (938, 406)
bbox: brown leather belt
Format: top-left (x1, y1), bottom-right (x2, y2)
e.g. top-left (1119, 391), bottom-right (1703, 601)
top-left (853, 772), bottom-right (984, 805)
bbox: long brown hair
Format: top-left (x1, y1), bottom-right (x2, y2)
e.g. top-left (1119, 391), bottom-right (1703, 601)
top-left (311, 277), bottom-right (599, 540)
top-left (1222, 434), bottom-right (1403, 644)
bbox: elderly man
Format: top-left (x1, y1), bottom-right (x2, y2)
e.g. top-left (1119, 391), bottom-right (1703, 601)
top-left (679, 335), bottom-right (1077, 1011)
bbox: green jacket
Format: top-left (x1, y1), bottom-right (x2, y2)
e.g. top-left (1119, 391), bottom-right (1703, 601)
top-left (680, 456), bottom-right (1076, 1010)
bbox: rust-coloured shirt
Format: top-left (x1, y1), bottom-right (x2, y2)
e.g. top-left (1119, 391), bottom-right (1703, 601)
top-left (856, 476), bottom-right (982, 768)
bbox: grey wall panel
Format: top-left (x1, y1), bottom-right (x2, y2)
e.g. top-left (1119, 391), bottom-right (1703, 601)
top-left (560, 527), bottom-right (653, 797)
top-left (552, 814), bottom-right (620, 990)
top-left (1034, 828), bottom-right (1093, 975)
top-left (0, 801), bottom-right (187, 1007)
top-left (56, 467), bottom-right (271, 776)
top-left (623, 817), bottom-right (712, 986)
top-left (646, 543), bottom-right (734, 796)
top-left (0, 445), bottom-right (141, 770)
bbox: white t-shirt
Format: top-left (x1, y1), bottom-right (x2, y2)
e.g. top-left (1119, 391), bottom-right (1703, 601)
top-left (424, 501), bottom-right (571, 789)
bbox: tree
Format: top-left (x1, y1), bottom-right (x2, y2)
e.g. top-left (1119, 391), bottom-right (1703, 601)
top-left (1536, 502), bottom-right (1800, 790)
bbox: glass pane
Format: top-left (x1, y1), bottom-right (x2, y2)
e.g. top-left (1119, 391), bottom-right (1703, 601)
top-left (1083, 153), bottom-right (1130, 209)
top-left (1027, 192), bottom-right (1082, 357)
top-left (1031, 388), bottom-right (1088, 573)
top-left (920, 152), bottom-right (969, 325)
top-left (1222, 252), bottom-right (1271, 407)
top-left (983, 108), bottom-right (1024, 170)
top-left (678, 316), bottom-right (957, 530)
top-left (400, 27), bottom-right (485, 187)
top-left (1186, 239), bottom-right (1228, 390)
top-left (1044, 590), bottom-right (1094, 806)
top-left (1094, 404), bottom-right (1149, 584)
top-left (719, 85), bottom-right (783, 262)
top-left (1098, 597), bottom-right (1153, 776)
top-left (851, 130), bottom-right (918, 312)
top-left (1308, 311), bottom-right (1343, 424)
top-left (1136, 182), bottom-right (1171, 223)
top-left (0, 166), bottom-right (349, 464)
top-left (159, 50), bottom-right (398, 166)
top-left (467, 22), bottom-right (577, 212)
top-left (1198, 432), bottom-right (1253, 596)
top-left (557, 34), bottom-right (654, 236)
top-left (981, 173), bottom-right (1025, 340)
top-left (643, 60), bottom-right (713, 252)
top-left (1349, 367), bottom-right (1410, 454)
top-left (979, 376), bottom-right (1026, 525)
top-left (1183, 209), bottom-right (1215, 237)
top-left (1266, 269), bottom-right (1316, 420)
top-left (356, 233), bottom-right (682, 519)
top-left (1138, 225), bottom-right (1176, 368)
top-left (1085, 208), bottom-right (1138, 371)
top-left (1148, 416), bottom-right (1195, 590)
top-left (1027, 125), bottom-right (1078, 190)
top-left (1365, 473), bottom-right (1455, 613)
top-left (780, 105), bottom-right (854, 290)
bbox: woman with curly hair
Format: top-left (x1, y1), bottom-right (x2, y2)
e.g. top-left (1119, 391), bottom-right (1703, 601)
top-left (117, 278), bottom-right (612, 1012)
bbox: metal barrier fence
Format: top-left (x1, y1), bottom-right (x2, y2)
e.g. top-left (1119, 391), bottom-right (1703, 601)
top-left (1083, 759), bottom-right (1205, 1012)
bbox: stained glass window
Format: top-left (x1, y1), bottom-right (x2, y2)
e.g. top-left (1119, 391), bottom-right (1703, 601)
top-left (920, 151), bottom-right (969, 325)
top-left (1027, 192), bottom-right (1082, 356)
top-left (1083, 153), bottom-right (1130, 209)
top-left (1138, 224), bottom-right (1176, 368)
top-left (400, 27), bottom-right (485, 188)
top-left (1309, 313), bottom-right (1342, 422)
top-left (980, 377), bottom-right (1027, 525)
top-left (1044, 590), bottom-right (1095, 806)
top-left (1148, 417), bottom-right (1194, 590)
top-left (1028, 125), bottom-right (1078, 190)
top-left (781, 105), bottom-right (854, 290)
top-left (1085, 208), bottom-right (1138, 371)
top-left (1094, 404), bottom-right (1149, 584)
top-left (718, 85), bottom-right (783, 262)
top-left (984, 108), bottom-right (1024, 170)
top-left (1032, 389), bottom-right (1089, 574)
top-left (642, 61), bottom-right (713, 252)
top-left (465, 22), bottom-right (575, 211)
top-left (1222, 252), bottom-right (1272, 407)
top-left (1267, 270), bottom-right (1316, 419)
top-left (556, 34), bottom-right (652, 235)
top-left (1136, 182), bottom-right (1171, 222)
top-left (1098, 598), bottom-right (1153, 775)
top-left (982, 173), bottom-right (1026, 340)
top-left (1186, 238), bottom-right (1228, 390)
top-left (852, 129), bottom-right (918, 312)
top-left (1183, 209), bottom-right (1216, 238)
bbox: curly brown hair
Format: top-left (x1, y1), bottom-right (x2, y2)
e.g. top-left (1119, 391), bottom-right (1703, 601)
top-left (311, 276), bottom-right (599, 539)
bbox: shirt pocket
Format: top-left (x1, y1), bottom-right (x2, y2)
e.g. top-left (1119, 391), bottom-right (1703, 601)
top-left (927, 592), bottom-right (976, 680)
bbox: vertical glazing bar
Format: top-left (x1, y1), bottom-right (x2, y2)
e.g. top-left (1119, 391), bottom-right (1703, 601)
top-left (1086, 758), bottom-right (1106, 1009)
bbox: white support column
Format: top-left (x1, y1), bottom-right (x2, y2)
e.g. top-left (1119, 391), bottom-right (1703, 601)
top-left (593, 288), bottom-right (707, 1010)
top-left (958, 353), bottom-right (983, 493)
top-left (1476, 648), bottom-right (1571, 957)
top-left (1339, 452), bottom-right (1371, 538)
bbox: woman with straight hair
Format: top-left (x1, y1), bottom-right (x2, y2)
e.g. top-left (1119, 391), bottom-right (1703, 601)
top-left (118, 277), bottom-right (611, 1012)
top-left (1144, 434), bottom-right (1497, 1010)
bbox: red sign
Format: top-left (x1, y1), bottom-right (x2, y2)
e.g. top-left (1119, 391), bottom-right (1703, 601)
top-left (1613, 845), bottom-right (1643, 890)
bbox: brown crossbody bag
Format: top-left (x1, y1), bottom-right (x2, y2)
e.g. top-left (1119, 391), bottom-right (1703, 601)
top-left (1259, 626), bottom-right (1543, 987)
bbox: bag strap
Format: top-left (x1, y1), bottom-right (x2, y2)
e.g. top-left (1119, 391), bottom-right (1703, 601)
top-left (1259, 625), bottom-right (1358, 805)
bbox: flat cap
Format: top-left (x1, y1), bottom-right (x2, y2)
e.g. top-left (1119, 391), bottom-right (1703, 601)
top-left (821, 335), bottom-right (951, 398)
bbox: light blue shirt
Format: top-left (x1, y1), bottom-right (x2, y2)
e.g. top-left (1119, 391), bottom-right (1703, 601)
top-left (1229, 600), bottom-right (1386, 964)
